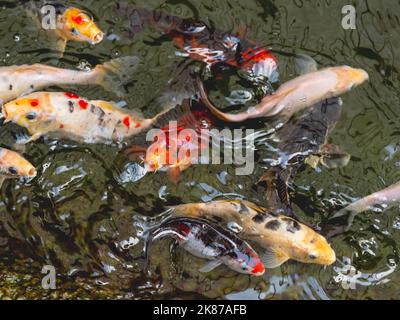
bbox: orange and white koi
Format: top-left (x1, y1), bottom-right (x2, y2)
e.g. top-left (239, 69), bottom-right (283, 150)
top-left (171, 200), bottom-right (336, 268)
top-left (2, 91), bottom-right (157, 144)
top-left (0, 56), bottom-right (140, 103)
top-left (124, 107), bottom-right (215, 183)
top-left (0, 147), bottom-right (36, 187)
top-left (28, 4), bottom-right (104, 54)
top-left (199, 66), bottom-right (368, 122)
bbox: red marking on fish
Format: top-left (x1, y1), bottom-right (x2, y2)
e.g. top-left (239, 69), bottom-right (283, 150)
top-left (30, 99), bottom-right (39, 107)
top-left (78, 100), bottom-right (88, 109)
top-left (60, 124), bottom-right (64, 129)
top-left (251, 261), bottom-right (265, 275)
top-left (72, 15), bottom-right (84, 25)
top-left (135, 122), bottom-right (141, 128)
top-left (65, 92), bottom-right (79, 99)
top-left (123, 116), bottom-right (131, 128)
top-left (176, 223), bottom-right (190, 236)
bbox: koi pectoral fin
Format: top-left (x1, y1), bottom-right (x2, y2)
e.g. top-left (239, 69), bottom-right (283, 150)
top-left (260, 248), bottom-right (289, 269)
top-left (199, 260), bottom-right (222, 273)
top-left (167, 167), bottom-right (182, 185)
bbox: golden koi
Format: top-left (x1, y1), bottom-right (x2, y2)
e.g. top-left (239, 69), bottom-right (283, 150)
top-left (0, 56), bottom-right (139, 103)
top-left (0, 147), bottom-right (36, 187)
top-left (2, 91), bottom-right (157, 144)
top-left (199, 66), bottom-right (368, 122)
top-left (170, 200), bottom-right (336, 268)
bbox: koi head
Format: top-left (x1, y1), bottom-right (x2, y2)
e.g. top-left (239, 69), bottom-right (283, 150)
top-left (334, 66), bottom-right (369, 92)
top-left (222, 246), bottom-right (265, 276)
top-left (284, 218), bottom-right (336, 266)
top-left (58, 7), bottom-right (104, 44)
top-left (3, 93), bottom-right (56, 132)
top-left (0, 148), bottom-right (37, 179)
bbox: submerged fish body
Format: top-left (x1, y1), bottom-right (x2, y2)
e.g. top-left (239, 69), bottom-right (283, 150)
top-left (171, 200), bottom-right (336, 268)
top-left (114, 5), bottom-right (278, 81)
top-left (146, 217), bottom-right (265, 276)
top-left (0, 147), bottom-right (36, 184)
top-left (3, 92), bottom-right (154, 144)
top-left (199, 66), bottom-right (369, 122)
top-left (333, 181), bottom-right (400, 220)
top-left (0, 56), bottom-right (140, 103)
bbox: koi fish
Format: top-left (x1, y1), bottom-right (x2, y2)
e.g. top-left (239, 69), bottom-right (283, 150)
top-left (199, 64), bottom-right (368, 123)
top-left (171, 200), bottom-right (336, 268)
top-left (2, 91), bottom-right (158, 144)
top-left (114, 4), bottom-right (279, 81)
top-left (329, 181), bottom-right (400, 235)
top-left (0, 147), bottom-right (37, 188)
top-left (124, 103), bottom-right (215, 183)
top-left (0, 56), bottom-right (140, 103)
top-left (144, 217), bottom-right (265, 276)
top-left (27, 3), bottom-right (104, 55)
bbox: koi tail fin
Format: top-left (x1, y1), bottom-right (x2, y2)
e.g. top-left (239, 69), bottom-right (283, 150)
top-left (196, 77), bottom-right (249, 122)
top-left (93, 56), bottom-right (141, 98)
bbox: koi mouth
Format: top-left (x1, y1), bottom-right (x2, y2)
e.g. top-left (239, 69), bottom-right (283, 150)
top-left (28, 168), bottom-right (37, 177)
top-left (92, 32), bottom-right (104, 44)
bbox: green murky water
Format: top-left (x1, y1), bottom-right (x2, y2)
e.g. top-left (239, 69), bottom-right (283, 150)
top-left (1, 0), bottom-right (400, 300)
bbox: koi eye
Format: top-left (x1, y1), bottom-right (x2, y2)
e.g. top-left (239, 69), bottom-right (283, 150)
top-left (8, 167), bottom-right (18, 175)
top-left (70, 27), bottom-right (79, 35)
top-left (309, 253), bottom-right (318, 260)
top-left (26, 112), bottom-right (37, 121)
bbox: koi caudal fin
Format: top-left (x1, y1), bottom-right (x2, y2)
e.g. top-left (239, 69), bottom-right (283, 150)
top-left (94, 56), bottom-right (140, 97)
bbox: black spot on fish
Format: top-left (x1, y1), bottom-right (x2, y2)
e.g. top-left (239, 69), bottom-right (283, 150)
top-left (68, 101), bottom-right (74, 113)
top-left (252, 212), bottom-right (267, 223)
top-left (9, 84), bottom-right (13, 91)
top-left (211, 215), bottom-right (224, 223)
top-left (238, 202), bottom-right (249, 215)
top-left (265, 220), bottom-right (281, 231)
top-left (30, 85), bottom-right (34, 89)
top-left (90, 104), bottom-right (96, 113)
top-left (97, 108), bottom-right (106, 126)
top-left (282, 217), bottom-right (301, 233)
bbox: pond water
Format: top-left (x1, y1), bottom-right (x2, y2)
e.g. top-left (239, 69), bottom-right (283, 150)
top-left (0, 0), bottom-right (399, 300)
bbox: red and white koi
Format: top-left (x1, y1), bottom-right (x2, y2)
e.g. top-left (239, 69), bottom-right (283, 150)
top-left (0, 56), bottom-right (140, 104)
top-left (114, 5), bottom-right (279, 81)
top-left (2, 91), bottom-right (156, 144)
top-left (145, 217), bottom-right (265, 276)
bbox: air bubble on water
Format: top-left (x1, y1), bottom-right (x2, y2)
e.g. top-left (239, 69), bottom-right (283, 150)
top-left (77, 59), bottom-right (92, 72)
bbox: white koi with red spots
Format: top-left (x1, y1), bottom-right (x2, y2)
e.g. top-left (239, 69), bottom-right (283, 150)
top-left (3, 92), bottom-right (155, 144)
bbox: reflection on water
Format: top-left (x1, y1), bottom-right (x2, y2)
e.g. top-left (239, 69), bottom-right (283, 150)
top-left (1, 0), bottom-right (400, 299)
